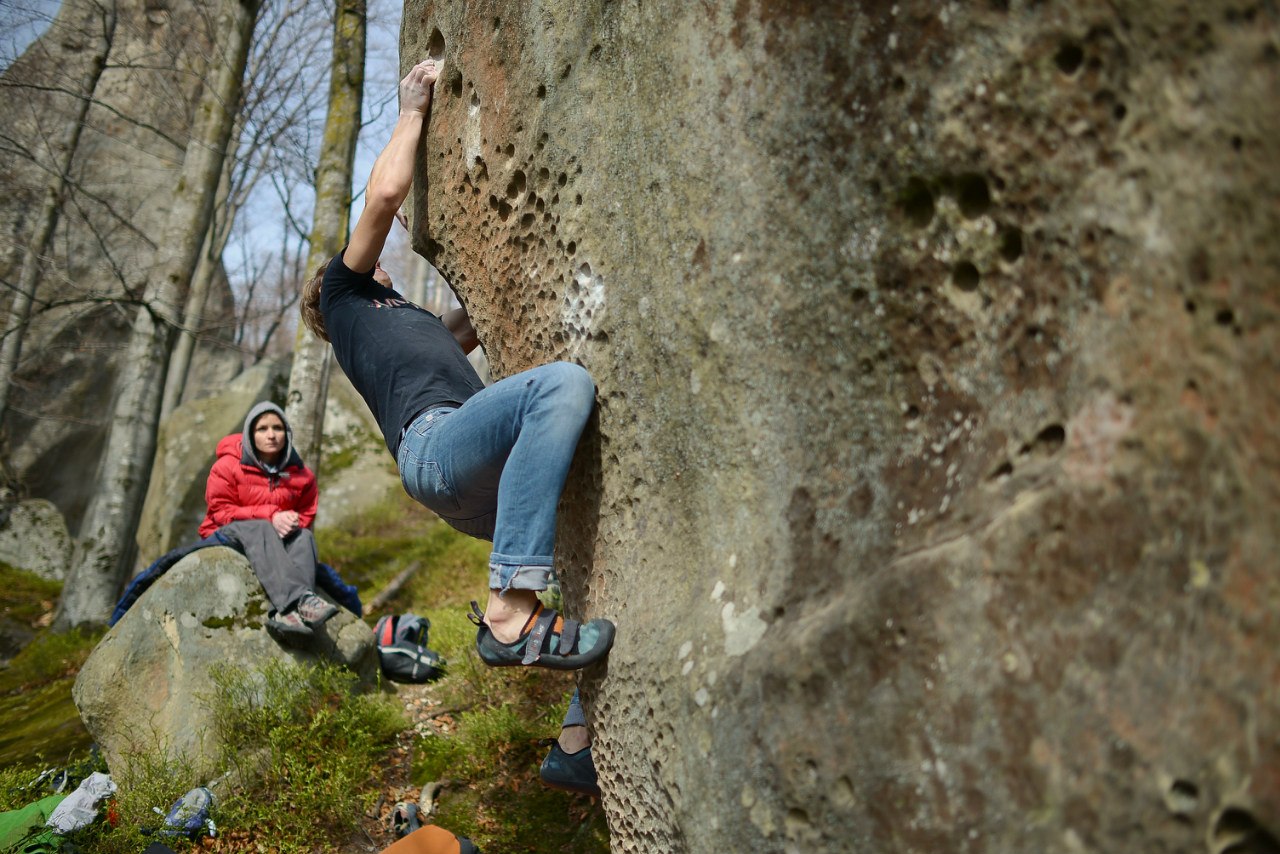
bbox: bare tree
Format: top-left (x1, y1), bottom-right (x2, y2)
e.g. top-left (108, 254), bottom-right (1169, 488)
top-left (161, 0), bottom-right (333, 410)
top-left (0, 0), bottom-right (116, 421)
top-left (284, 0), bottom-right (366, 465)
top-left (55, 0), bottom-right (261, 630)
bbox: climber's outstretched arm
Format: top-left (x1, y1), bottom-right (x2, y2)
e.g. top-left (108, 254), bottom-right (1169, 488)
top-left (344, 58), bottom-right (440, 275)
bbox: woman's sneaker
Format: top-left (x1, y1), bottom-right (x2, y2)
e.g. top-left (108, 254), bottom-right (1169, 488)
top-left (266, 609), bottom-right (313, 644)
top-left (295, 592), bottom-right (338, 626)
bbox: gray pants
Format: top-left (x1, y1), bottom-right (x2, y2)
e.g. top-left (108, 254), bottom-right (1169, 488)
top-left (218, 520), bottom-right (317, 612)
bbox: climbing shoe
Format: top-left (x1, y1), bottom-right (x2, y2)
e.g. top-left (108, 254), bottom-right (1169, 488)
top-left (540, 741), bottom-right (601, 797)
top-left (470, 601), bottom-right (614, 671)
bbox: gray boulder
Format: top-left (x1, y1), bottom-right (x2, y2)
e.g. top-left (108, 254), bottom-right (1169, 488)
top-left (313, 369), bottom-right (404, 530)
top-left (73, 547), bottom-right (376, 781)
top-left (0, 499), bottom-right (71, 581)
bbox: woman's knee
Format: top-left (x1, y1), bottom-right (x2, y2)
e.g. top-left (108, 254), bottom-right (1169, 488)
top-left (545, 362), bottom-right (596, 411)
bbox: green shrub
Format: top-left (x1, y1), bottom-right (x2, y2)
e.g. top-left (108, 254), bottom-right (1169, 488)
top-left (205, 659), bottom-right (405, 852)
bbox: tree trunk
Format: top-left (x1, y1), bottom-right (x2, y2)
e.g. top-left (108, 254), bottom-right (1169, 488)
top-left (0, 0), bottom-right (116, 422)
top-left (159, 147), bottom-right (235, 420)
top-left (54, 0), bottom-right (260, 631)
top-left (284, 0), bottom-right (366, 468)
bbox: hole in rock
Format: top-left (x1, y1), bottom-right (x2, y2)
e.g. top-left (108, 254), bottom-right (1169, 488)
top-left (1033, 424), bottom-right (1066, 453)
top-left (989, 461), bottom-right (1013, 480)
top-left (506, 171), bottom-right (526, 199)
top-left (1168, 779), bottom-right (1199, 811)
top-left (537, 84), bottom-right (546, 99)
top-left (900, 177), bottom-right (934, 227)
top-left (1055, 41), bottom-right (1084, 75)
top-left (955, 173), bottom-right (991, 218)
top-left (952, 261), bottom-right (980, 292)
top-left (1000, 227), bottom-right (1024, 262)
top-left (1215, 308), bottom-right (1234, 326)
top-left (427, 28), bottom-right (445, 61)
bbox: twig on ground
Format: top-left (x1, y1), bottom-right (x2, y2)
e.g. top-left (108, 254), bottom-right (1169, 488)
top-left (419, 779), bottom-right (451, 817)
top-left (367, 561), bottom-right (422, 613)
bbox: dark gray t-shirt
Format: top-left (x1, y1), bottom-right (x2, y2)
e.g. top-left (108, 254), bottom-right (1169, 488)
top-left (320, 251), bottom-right (484, 458)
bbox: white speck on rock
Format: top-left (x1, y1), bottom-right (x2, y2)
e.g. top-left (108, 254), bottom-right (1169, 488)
top-left (722, 601), bottom-right (768, 657)
top-left (711, 580), bottom-right (725, 601)
top-left (678, 641), bottom-right (693, 659)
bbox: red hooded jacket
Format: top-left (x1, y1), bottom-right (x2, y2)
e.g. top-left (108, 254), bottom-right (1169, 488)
top-left (198, 433), bottom-right (318, 538)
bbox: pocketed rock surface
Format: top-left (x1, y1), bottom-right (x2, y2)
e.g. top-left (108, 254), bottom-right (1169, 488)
top-left (400, 1), bottom-right (1280, 851)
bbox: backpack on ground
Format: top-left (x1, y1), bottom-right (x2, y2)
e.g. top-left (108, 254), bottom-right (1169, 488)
top-left (375, 614), bottom-right (446, 683)
top-left (155, 786), bottom-right (215, 840)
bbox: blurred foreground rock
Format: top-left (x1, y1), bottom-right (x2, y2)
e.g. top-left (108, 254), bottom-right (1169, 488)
top-left (73, 548), bottom-right (375, 781)
top-left (403, 1), bottom-right (1280, 850)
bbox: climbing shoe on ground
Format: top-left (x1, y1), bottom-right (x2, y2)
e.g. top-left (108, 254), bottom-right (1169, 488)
top-left (540, 741), bottom-right (601, 797)
top-left (266, 608), bottom-right (313, 644)
top-left (295, 592), bottom-right (338, 626)
top-left (469, 601), bottom-right (614, 671)
top-left (390, 801), bottom-right (422, 838)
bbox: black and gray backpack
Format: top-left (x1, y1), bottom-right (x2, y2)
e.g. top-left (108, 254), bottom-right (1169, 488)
top-left (375, 613), bottom-right (446, 683)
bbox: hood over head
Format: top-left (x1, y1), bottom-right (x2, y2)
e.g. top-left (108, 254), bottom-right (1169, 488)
top-left (241, 401), bottom-right (304, 473)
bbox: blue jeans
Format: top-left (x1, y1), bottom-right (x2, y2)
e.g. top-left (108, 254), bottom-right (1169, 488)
top-left (396, 362), bottom-right (596, 592)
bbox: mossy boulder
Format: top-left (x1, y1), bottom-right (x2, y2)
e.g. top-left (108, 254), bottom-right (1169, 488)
top-left (73, 547), bottom-right (376, 781)
top-left (0, 499), bottom-right (71, 581)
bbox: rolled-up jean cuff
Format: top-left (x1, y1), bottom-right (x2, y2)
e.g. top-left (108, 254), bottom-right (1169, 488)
top-left (489, 559), bottom-right (552, 593)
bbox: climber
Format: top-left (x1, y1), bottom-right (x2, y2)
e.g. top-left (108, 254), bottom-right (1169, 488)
top-left (297, 57), bottom-right (614, 673)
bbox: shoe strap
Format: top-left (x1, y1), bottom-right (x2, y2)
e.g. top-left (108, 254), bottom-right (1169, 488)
top-left (559, 618), bottom-right (579, 655)
top-left (522, 607), bottom-right (559, 665)
top-left (468, 601), bottom-right (485, 627)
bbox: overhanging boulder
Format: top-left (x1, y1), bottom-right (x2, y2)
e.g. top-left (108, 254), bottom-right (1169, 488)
top-left (402, 2), bottom-right (1280, 851)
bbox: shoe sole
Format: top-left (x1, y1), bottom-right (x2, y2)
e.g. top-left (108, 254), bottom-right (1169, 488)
top-left (476, 620), bottom-right (615, 671)
top-left (539, 776), bottom-right (601, 797)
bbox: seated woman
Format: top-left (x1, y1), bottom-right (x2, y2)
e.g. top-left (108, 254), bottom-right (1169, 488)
top-left (198, 401), bottom-right (337, 641)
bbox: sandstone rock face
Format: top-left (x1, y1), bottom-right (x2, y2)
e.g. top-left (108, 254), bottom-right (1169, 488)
top-left (0, 499), bottom-right (71, 581)
top-left (73, 547), bottom-right (376, 781)
top-left (0, 0), bottom-right (241, 535)
top-left (402, 1), bottom-right (1280, 851)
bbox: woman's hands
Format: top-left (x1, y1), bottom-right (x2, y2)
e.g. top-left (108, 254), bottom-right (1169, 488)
top-left (400, 58), bottom-right (441, 116)
top-left (271, 510), bottom-right (301, 538)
